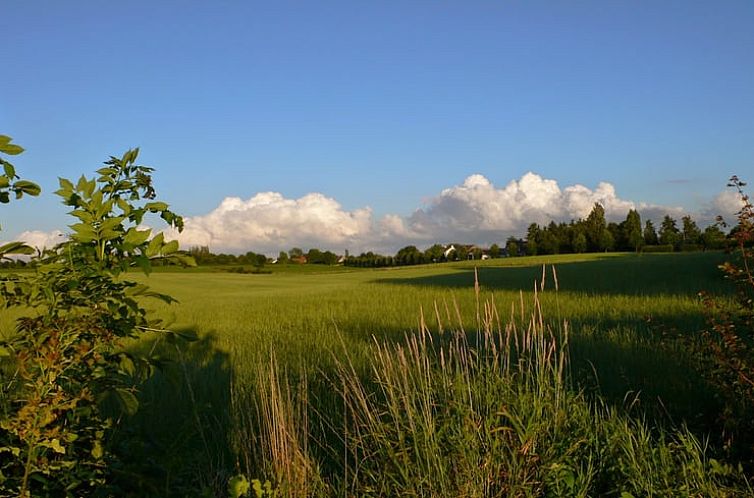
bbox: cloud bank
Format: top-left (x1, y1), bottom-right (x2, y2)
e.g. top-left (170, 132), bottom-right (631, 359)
top-left (167, 172), bottom-right (695, 255)
top-left (165, 192), bottom-right (375, 253)
top-left (6, 173), bottom-right (742, 256)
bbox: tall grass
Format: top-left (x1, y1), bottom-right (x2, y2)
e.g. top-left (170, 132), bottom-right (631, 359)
top-left (231, 273), bottom-right (749, 497)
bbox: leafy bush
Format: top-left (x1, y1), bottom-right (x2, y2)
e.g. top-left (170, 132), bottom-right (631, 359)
top-left (0, 146), bottom-right (194, 497)
top-left (695, 176), bottom-right (754, 455)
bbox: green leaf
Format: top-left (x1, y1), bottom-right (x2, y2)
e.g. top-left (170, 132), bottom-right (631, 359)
top-left (0, 241), bottom-right (35, 256)
top-left (228, 475), bottom-right (250, 498)
top-left (49, 438), bottom-right (66, 454)
top-left (0, 176), bottom-right (9, 188)
top-left (3, 162), bottom-right (15, 178)
top-left (145, 201), bottom-right (168, 212)
top-left (123, 227), bottom-right (151, 246)
top-left (96, 167), bottom-right (117, 176)
top-left (161, 239), bottom-right (179, 255)
top-left (70, 223), bottom-right (98, 243)
top-left (0, 135), bottom-right (11, 146)
top-left (58, 177), bottom-right (74, 192)
top-left (99, 216), bottom-right (124, 234)
top-left (168, 253), bottom-right (197, 267)
top-left (0, 345), bottom-right (11, 357)
top-left (116, 197), bottom-right (131, 215)
top-left (112, 388), bottom-right (139, 416)
top-left (91, 440), bottom-right (104, 460)
top-left (134, 254), bottom-right (152, 275)
top-left (70, 209), bottom-right (94, 223)
top-left (146, 232), bottom-right (165, 257)
top-left (119, 354), bottom-right (136, 376)
top-left (14, 180), bottom-right (41, 196)
top-left (0, 143), bottom-right (23, 155)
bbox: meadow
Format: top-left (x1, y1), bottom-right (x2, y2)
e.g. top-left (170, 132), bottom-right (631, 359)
top-left (98, 250), bottom-right (751, 496)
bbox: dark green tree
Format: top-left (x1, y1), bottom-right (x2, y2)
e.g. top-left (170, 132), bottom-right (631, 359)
top-left (681, 215), bottom-right (702, 245)
top-left (526, 223), bottom-right (540, 256)
top-left (395, 245), bottom-right (423, 265)
top-left (659, 215), bottom-right (681, 248)
top-left (643, 220), bottom-right (658, 245)
top-left (584, 203), bottom-right (607, 252)
top-left (701, 225), bottom-right (727, 250)
top-left (488, 243), bottom-right (500, 258)
top-left (572, 231), bottom-right (587, 253)
top-left (607, 222), bottom-right (622, 252)
top-left (424, 243), bottom-right (446, 262)
top-left (624, 209), bottom-right (643, 251)
top-left (505, 237), bottom-right (520, 257)
top-left (539, 227), bottom-right (559, 255)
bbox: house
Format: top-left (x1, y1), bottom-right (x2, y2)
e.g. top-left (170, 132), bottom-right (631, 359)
top-left (443, 244), bottom-right (457, 259)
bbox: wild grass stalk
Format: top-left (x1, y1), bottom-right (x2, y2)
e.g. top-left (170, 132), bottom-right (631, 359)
top-left (233, 276), bottom-right (748, 496)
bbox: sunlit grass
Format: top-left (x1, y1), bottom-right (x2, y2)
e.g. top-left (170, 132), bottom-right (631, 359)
top-left (4, 251), bottom-right (745, 495)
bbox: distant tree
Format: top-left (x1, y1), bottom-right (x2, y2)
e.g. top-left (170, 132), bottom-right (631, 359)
top-left (643, 220), bottom-right (658, 245)
top-left (396, 245), bottom-right (423, 265)
top-left (624, 209), bottom-right (643, 251)
top-left (585, 203), bottom-right (607, 251)
top-left (505, 237), bottom-right (520, 257)
top-left (572, 231), bottom-right (587, 253)
top-left (455, 245), bottom-right (469, 261)
top-left (424, 243), bottom-right (445, 262)
top-left (251, 252), bottom-right (266, 268)
top-left (305, 248), bottom-right (338, 265)
top-left (701, 225), bottom-right (727, 250)
top-left (526, 223), bottom-right (540, 256)
top-left (188, 245), bottom-right (212, 264)
top-left (289, 247), bottom-right (304, 259)
top-left (489, 243), bottom-right (501, 258)
top-left (600, 228), bottom-right (615, 252)
top-left (555, 222), bottom-right (573, 253)
top-left (322, 250), bottom-right (339, 265)
top-left (659, 215), bottom-right (681, 248)
top-left (277, 250), bottom-right (289, 264)
top-left (681, 215), bottom-right (702, 245)
top-left (539, 228), bottom-right (559, 255)
top-left (607, 222), bottom-right (622, 252)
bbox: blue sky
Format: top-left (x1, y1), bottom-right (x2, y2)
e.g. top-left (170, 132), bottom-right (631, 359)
top-left (2, 1), bottom-right (753, 253)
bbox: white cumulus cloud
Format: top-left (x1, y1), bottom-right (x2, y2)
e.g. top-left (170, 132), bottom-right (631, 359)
top-left (704, 189), bottom-right (747, 224)
top-left (400, 172), bottom-right (679, 244)
top-left (165, 172), bottom-right (691, 255)
top-left (166, 191), bottom-right (374, 254)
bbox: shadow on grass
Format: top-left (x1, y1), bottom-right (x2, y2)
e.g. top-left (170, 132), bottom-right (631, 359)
top-left (111, 332), bottom-right (233, 497)
top-left (372, 252), bottom-right (731, 297)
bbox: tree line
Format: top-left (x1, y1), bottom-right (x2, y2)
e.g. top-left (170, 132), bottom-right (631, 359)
top-left (522, 203), bottom-right (728, 256)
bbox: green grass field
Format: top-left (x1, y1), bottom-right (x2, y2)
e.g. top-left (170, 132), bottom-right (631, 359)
top-left (5, 251), bottom-right (745, 495)
top-left (99, 250), bottom-right (753, 496)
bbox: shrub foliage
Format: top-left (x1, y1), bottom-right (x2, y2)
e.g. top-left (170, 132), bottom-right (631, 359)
top-left (0, 144), bottom-right (194, 497)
